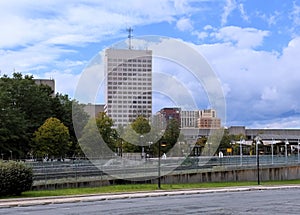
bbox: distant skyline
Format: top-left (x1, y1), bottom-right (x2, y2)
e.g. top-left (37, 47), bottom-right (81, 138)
top-left (1, 0), bottom-right (300, 128)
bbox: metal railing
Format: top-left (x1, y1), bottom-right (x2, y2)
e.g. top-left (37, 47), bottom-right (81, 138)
top-left (25, 154), bottom-right (300, 186)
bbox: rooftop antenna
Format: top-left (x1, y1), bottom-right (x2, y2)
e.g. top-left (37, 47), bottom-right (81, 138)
top-left (127, 27), bottom-right (133, 49)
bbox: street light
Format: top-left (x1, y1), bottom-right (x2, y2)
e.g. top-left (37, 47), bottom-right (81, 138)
top-left (158, 141), bottom-right (167, 189)
top-left (255, 136), bottom-right (261, 185)
top-left (285, 139), bottom-right (289, 163)
top-left (239, 137), bottom-right (245, 166)
top-left (148, 141), bottom-right (153, 159)
top-left (298, 139), bottom-right (300, 163)
top-left (271, 138), bottom-right (274, 165)
top-left (140, 135), bottom-right (144, 160)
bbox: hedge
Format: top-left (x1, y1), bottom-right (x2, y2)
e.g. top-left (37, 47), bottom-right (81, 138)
top-left (0, 161), bottom-right (33, 196)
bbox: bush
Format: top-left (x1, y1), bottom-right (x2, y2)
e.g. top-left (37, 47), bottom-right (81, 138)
top-left (0, 161), bottom-right (33, 196)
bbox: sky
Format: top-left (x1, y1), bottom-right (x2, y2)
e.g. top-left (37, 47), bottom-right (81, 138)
top-left (1, 0), bottom-right (300, 129)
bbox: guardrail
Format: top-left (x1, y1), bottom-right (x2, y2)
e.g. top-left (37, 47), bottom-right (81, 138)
top-left (26, 154), bottom-right (300, 183)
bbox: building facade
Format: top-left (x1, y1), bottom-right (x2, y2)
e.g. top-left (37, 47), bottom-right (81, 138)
top-left (104, 48), bottom-right (152, 126)
top-left (34, 79), bottom-right (55, 96)
top-left (180, 110), bottom-right (199, 128)
top-left (198, 109), bottom-right (221, 129)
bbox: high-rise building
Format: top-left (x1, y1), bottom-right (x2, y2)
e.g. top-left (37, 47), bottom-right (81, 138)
top-left (104, 48), bottom-right (152, 126)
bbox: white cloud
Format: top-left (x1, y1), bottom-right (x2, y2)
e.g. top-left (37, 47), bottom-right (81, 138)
top-left (290, 1), bottom-right (300, 26)
top-left (261, 87), bottom-right (278, 101)
top-left (221, 0), bottom-right (237, 26)
top-left (251, 116), bottom-right (300, 129)
top-left (238, 3), bottom-right (249, 22)
top-left (213, 26), bottom-right (270, 48)
top-left (191, 32), bottom-right (300, 127)
top-left (176, 17), bottom-right (193, 31)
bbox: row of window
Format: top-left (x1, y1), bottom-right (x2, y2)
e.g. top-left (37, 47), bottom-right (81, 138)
top-left (106, 105), bottom-right (151, 109)
top-left (108, 71), bottom-right (151, 77)
top-left (107, 78), bottom-right (151, 87)
top-left (107, 100), bottom-right (151, 104)
top-left (109, 63), bottom-right (151, 67)
top-left (108, 59), bottom-right (151, 63)
top-left (109, 68), bottom-right (152, 73)
top-left (108, 89), bottom-right (151, 93)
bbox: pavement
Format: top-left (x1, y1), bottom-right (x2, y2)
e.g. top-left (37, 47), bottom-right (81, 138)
top-left (1, 185), bottom-right (300, 208)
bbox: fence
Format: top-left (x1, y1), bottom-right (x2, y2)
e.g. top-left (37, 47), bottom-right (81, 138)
top-left (25, 154), bottom-right (300, 187)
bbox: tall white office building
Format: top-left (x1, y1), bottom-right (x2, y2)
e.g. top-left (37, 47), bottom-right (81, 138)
top-left (104, 48), bottom-right (152, 126)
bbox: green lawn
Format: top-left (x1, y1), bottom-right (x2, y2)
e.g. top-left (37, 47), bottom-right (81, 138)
top-left (14, 179), bottom-right (300, 198)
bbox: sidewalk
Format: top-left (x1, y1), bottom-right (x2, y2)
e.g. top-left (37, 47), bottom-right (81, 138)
top-left (1, 185), bottom-right (300, 208)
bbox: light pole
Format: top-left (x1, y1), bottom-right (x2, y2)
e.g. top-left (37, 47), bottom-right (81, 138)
top-left (140, 135), bottom-right (144, 160)
top-left (298, 139), bottom-right (300, 163)
top-left (285, 139), bottom-right (289, 163)
top-left (148, 141), bottom-right (153, 159)
top-left (121, 140), bottom-right (123, 158)
top-left (158, 141), bottom-right (166, 189)
top-left (240, 137), bottom-right (245, 166)
top-left (271, 139), bottom-right (274, 165)
top-left (255, 136), bottom-right (261, 185)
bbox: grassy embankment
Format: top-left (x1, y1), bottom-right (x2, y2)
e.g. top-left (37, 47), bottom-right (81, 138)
top-left (9, 179), bottom-right (300, 198)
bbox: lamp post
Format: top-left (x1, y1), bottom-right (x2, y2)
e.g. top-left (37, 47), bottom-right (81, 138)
top-left (140, 135), bottom-right (144, 160)
top-left (255, 136), bottom-right (261, 185)
top-left (158, 141), bottom-right (166, 189)
top-left (285, 139), bottom-right (289, 163)
top-left (148, 141), bottom-right (153, 159)
top-left (240, 137), bottom-right (245, 166)
top-left (298, 139), bottom-right (300, 163)
top-left (271, 139), bottom-right (274, 165)
top-left (120, 140), bottom-right (123, 158)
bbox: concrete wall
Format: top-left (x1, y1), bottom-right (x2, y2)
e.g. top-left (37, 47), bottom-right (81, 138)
top-left (32, 165), bottom-right (300, 190)
top-left (159, 165), bottom-right (300, 184)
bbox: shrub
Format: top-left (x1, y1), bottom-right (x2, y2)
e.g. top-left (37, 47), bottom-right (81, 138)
top-left (0, 161), bottom-right (33, 196)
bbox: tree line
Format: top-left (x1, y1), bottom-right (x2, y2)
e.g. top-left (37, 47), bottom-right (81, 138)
top-left (0, 73), bottom-right (181, 160)
top-left (0, 73), bottom-right (89, 160)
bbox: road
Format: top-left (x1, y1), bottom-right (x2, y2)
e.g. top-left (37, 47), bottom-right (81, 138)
top-left (1, 188), bottom-right (300, 215)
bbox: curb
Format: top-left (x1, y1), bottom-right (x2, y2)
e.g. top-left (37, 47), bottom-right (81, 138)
top-left (1, 185), bottom-right (300, 208)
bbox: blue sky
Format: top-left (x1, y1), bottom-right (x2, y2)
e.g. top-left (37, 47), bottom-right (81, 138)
top-left (1, 0), bottom-right (300, 128)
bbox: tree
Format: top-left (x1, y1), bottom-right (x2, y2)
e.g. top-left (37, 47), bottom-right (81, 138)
top-left (51, 93), bottom-right (89, 157)
top-left (131, 116), bottom-right (151, 135)
top-left (152, 118), bottom-right (180, 156)
top-left (0, 73), bottom-right (53, 158)
top-left (95, 112), bottom-right (118, 151)
top-left (79, 112), bottom-right (117, 158)
top-left (0, 73), bottom-right (88, 159)
top-left (32, 117), bottom-right (71, 159)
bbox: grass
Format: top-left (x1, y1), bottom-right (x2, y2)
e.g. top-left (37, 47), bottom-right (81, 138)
top-left (9, 179), bottom-right (300, 198)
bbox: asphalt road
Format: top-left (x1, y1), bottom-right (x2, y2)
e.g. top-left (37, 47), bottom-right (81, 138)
top-left (1, 188), bottom-right (300, 215)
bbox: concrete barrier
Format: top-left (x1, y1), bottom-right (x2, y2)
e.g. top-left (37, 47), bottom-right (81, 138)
top-left (32, 164), bottom-right (300, 190)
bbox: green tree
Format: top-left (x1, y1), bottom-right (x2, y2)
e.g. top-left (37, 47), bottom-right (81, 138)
top-left (0, 73), bottom-right (88, 159)
top-left (95, 112), bottom-right (117, 151)
top-left (131, 116), bottom-right (151, 135)
top-left (152, 118), bottom-right (180, 156)
top-left (32, 117), bottom-right (71, 159)
top-left (79, 112), bottom-right (117, 158)
top-left (51, 94), bottom-right (89, 157)
top-left (0, 73), bottom-right (53, 158)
